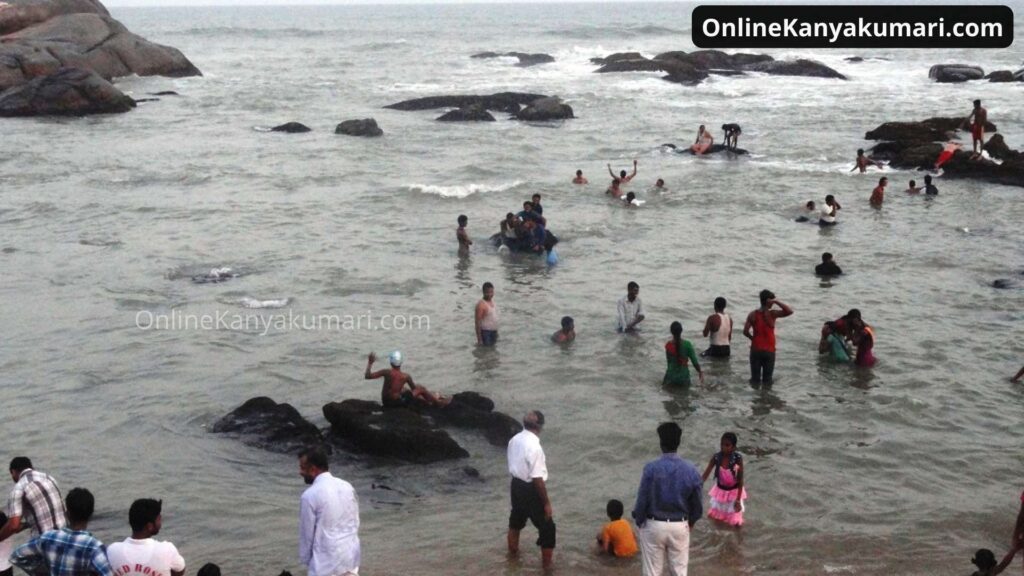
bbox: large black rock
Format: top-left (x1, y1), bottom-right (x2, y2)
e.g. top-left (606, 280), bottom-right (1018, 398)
top-left (211, 397), bottom-right (329, 454)
top-left (323, 399), bottom-right (469, 463)
top-left (385, 92), bottom-right (547, 114)
top-left (0, 67), bottom-right (134, 116)
top-left (335, 118), bottom-right (383, 137)
top-left (593, 49), bottom-right (843, 85)
top-left (515, 96), bottom-right (573, 121)
top-left (471, 51), bottom-right (554, 67)
top-left (929, 64), bottom-right (984, 83)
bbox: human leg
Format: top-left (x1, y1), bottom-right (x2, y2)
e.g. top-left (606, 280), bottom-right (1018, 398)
top-left (664, 523), bottom-right (691, 576)
top-left (638, 522), bottom-right (667, 576)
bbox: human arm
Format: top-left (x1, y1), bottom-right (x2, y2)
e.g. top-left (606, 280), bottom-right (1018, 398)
top-left (607, 164), bottom-right (616, 178)
top-left (686, 473), bottom-right (704, 528)
top-left (92, 546), bottom-right (117, 576)
top-left (1012, 495), bottom-right (1024, 546)
top-left (769, 299), bottom-right (793, 318)
top-left (9, 537), bottom-right (42, 574)
top-left (616, 299), bottom-right (627, 332)
top-left (701, 457), bottom-right (714, 483)
top-left (0, 514), bottom-right (22, 542)
top-left (685, 341), bottom-right (703, 384)
top-left (732, 461), bottom-right (744, 512)
top-left (298, 494), bottom-right (315, 567)
top-left (1012, 366), bottom-right (1024, 382)
top-left (364, 353), bottom-right (386, 380)
top-left (702, 314), bottom-right (718, 338)
top-left (632, 466), bottom-right (650, 527)
top-left (627, 299), bottom-right (645, 330)
top-left (168, 543), bottom-right (187, 576)
top-left (475, 302), bottom-right (484, 343)
top-left (993, 541), bottom-right (1022, 575)
top-left (532, 477), bottom-right (552, 520)
top-left (743, 312), bottom-right (754, 340)
top-left (405, 374), bottom-right (418, 392)
top-left (629, 160), bottom-right (637, 180)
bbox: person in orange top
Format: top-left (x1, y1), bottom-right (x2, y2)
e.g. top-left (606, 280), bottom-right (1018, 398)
top-left (596, 499), bottom-right (638, 558)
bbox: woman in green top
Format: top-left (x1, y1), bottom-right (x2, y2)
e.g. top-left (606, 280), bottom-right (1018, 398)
top-left (664, 321), bottom-right (705, 386)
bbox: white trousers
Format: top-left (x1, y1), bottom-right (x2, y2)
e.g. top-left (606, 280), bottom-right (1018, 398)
top-left (639, 520), bottom-right (690, 576)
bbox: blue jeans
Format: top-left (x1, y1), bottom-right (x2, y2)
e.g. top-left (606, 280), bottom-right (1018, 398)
top-left (481, 330), bottom-right (498, 346)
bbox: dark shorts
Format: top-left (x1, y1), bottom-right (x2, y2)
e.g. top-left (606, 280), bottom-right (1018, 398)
top-left (818, 220), bottom-right (837, 227)
top-left (509, 478), bottom-right (556, 549)
top-left (703, 344), bottom-right (731, 358)
top-left (382, 390), bottom-right (414, 409)
top-left (481, 330), bottom-right (498, 346)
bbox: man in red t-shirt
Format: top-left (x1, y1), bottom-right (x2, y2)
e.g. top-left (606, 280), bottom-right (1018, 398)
top-left (742, 289), bottom-right (793, 387)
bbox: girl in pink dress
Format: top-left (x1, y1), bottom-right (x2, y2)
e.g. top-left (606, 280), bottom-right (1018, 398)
top-left (701, 432), bottom-right (748, 526)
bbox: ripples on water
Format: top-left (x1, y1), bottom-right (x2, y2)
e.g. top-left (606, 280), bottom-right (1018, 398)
top-left (2, 2), bottom-right (1024, 575)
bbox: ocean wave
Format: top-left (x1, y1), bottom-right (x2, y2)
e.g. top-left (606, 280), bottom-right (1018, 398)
top-left (544, 24), bottom-right (685, 40)
top-left (237, 297), bottom-right (290, 309)
top-left (405, 180), bottom-right (523, 199)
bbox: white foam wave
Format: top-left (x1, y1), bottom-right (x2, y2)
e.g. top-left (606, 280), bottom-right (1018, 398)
top-left (406, 180), bottom-right (523, 199)
top-left (238, 297), bottom-right (290, 309)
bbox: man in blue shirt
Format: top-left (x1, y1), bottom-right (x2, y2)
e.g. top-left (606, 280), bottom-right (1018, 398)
top-left (10, 487), bottom-right (114, 576)
top-left (632, 422), bottom-right (703, 576)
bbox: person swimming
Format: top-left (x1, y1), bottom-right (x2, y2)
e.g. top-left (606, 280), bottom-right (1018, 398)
top-left (572, 169), bottom-right (588, 184)
top-left (608, 160), bottom-right (637, 184)
top-left (795, 200), bottom-right (816, 222)
top-left (905, 179), bottom-right (922, 194)
top-left (607, 177), bottom-right (623, 198)
top-left (851, 148), bottom-right (883, 173)
top-left (552, 316), bottom-right (575, 343)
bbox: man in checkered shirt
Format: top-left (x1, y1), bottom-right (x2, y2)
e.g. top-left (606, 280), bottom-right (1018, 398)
top-left (9, 487), bottom-right (113, 576)
top-left (0, 457), bottom-right (66, 545)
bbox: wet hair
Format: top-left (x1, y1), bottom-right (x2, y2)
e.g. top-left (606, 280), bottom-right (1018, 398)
top-left (806, 200), bottom-right (815, 209)
top-left (619, 169), bottom-right (627, 179)
top-left (879, 177), bottom-right (887, 184)
top-left (66, 487), bottom-right (95, 525)
top-left (657, 422), bottom-right (682, 452)
top-left (972, 549), bottom-right (996, 570)
top-left (561, 316), bottom-right (574, 330)
top-left (714, 297), bottom-right (727, 311)
top-left (457, 214), bottom-right (467, 226)
top-left (698, 124), bottom-right (705, 130)
top-left (129, 498), bottom-right (162, 533)
top-left (298, 447), bottom-right (329, 471)
top-left (482, 281), bottom-right (494, 292)
top-left (825, 194), bottom-right (835, 204)
top-left (822, 252), bottom-right (833, 262)
top-left (846, 309), bottom-right (861, 321)
top-left (924, 174), bottom-right (932, 184)
top-left (857, 148), bottom-right (864, 155)
top-left (670, 321), bottom-right (683, 366)
top-left (523, 201), bottom-right (533, 209)
top-left (759, 289), bottom-right (775, 306)
top-left (575, 169), bottom-right (582, 176)
top-left (9, 457), bottom-right (32, 473)
top-left (909, 179), bottom-right (916, 187)
top-left (721, 432), bottom-right (738, 447)
top-left (196, 564), bottom-right (222, 576)
top-left (721, 124), bottom-right (728, 130)
top-left (606, 499), bottom-right (624, 520)
top-left (523, 410), bottom-right (545, 431)
top-left (532, 193), bottom-right (541, 201)
top-left (973, 99), bottom-right (981, 107)
top-left (656, 178), bottom-right (664, 186)
top-left (625, 192), bottom-right (636, 202)
top-left (627, 281), bottom-right (639, 291)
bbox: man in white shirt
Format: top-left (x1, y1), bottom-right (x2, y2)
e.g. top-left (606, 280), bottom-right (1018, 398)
top-left (106, 499), bottom-right (186, 576)
top-left (506, 411), bottom-right (555, 569)
top-left (616, 281), bottom-right (645, 333)
top-left (298, 447), bottom-right (360, 576)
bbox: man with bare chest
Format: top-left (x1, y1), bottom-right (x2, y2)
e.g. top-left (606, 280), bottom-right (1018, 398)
top-left (364, 351), bottom-right (448, 408)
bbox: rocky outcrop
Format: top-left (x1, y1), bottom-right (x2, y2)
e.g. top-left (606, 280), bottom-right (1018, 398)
top-left (335, 118), bottom-right (382, 137)
top-left (662, 143), bottom-right (749, 155)
top-left (985, 70), bottom-right (1018, 82)
top-left (428, 392), bottom-right (522, 446)
top-left (0, 67), bottom-right (133, 116)
top-left (384, 92), bottom-right (546, 114)
top-left (928, 64), bottom-right (984, 83)
top-left (864, 116), bottom-right (1024, 187)
top-left (436, 104), bottom-right (495, 122)
top-left (593, 49), bottom-right (844, 86)
top-left (471, 51), bottom-right (554, 67)
top-left (865, 116), bottom-right (997, 143)
top-left (211, 397), bottom-right (329, 454)
top-left (271, 122), bottom-right (311, 133)
top-left (0, 0), bottom-right (201, 93)
top-left (323, 400), bottom-right (468, 463)
top-left (515, 96), bottom-right (573, 121)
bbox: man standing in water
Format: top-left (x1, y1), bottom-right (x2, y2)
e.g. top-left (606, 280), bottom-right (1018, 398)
top-left (616, 281), bottom-right (645, 333)
top-left (870, 177), bottom-right (887, 207)
top-left (507, 411), bottom-right (555, 569)
top-left (632, 422), bottom-right (703, 576)
top-left (298, 447), bottom-right (360, 576)
top-left (965, 98), bottom-right (987, 158)
top-left (743, 289), bottom-right (793, 387)
top-left (476, 282), bottom-right (499, 346)
top-left (364, 351), bottom-right (448, 408)
top-left (608, 160), bottom-right (638, 184)
top-left (701, 297), bottom-right (732, 358)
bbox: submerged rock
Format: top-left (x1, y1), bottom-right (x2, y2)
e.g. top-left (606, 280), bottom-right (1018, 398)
top-left (590, 51), bottom-right (644, 65)
top-left (663, 143), bottom-right (749, 155)
top-left (593, 49), bottom-right (843, 85)
top-left (323, 399), bottom-right (468, 463)
top-left (865, 117), bottom-right (997, 142)
top-left (0, 0), bottom-right (201, 92)
top-left (271, 122), bottom-right (311, 133)
top-left (984, 70), bottom-right (1018, 83)
top-left (335, 118), bottom-right (383, 137)
top-left (436, 105), bottom-right (495, 122)
top-left (742, 58), bottom-right (847, 79)
top-left (385, 92), bottom-right (546, 113)
top-left (212, 397), bottom-right (329, 454)
top-left (472, 51), bottom-right (554, 67)
top-left (0, 67), bottom-right (134, 116)
top-left (928, 64), bottom-right (984, 83)
top-left (515, 96), bottom-right (573, 121)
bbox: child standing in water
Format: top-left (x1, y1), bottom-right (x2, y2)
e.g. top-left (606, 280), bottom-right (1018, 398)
top-left (702, 432), bottom-right (747, 526)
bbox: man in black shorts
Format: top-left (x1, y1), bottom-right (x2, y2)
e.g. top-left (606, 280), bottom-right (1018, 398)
top-left (506, 410), bottom-right (555, 568)
top-left (722, 123), bottom-right (742, 150)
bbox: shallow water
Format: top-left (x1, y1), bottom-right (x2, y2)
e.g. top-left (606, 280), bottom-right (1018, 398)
top-left (2, 2), bottom-right (1024, 575)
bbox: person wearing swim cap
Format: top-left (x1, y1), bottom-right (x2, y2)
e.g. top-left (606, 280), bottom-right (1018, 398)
top-left (364, 351), bottom-right (448, 408)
